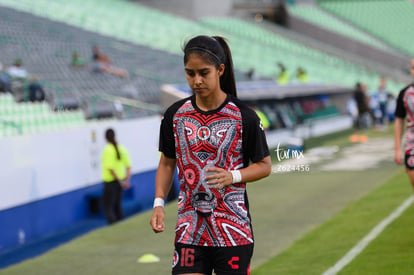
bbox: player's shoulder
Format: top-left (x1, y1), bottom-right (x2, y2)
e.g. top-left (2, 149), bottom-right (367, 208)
top-left (399, 83), bottom-right (414, 95)
top-left (229, 96), bottom-right (258, 120)
top-left (163, 96), bottom-right (192, 118)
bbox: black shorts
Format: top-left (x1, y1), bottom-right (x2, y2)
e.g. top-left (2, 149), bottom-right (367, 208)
top-left (172, 243), bottom-right (254, 275)
top-left (405, 154), bottom-right (414, 170)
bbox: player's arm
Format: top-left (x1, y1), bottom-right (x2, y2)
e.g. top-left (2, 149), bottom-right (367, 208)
top-left (232, 108), bottom-right (272, 183)
top-left (239, 156), bottom-right (271, 182)
top-left (206, 108), bottom-right (272, 187)
top-left (150, 153), bottom-right (176, 233)
top-left (206, 156), bottom-right (271, 188)
top-left (394, 117), bottom-right (404, 165)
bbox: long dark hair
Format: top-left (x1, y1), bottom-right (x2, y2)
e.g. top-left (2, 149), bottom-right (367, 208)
top-left (105, 128), bottom-right (120, 160)
top-left (183, 35), bottom-right (237, 98)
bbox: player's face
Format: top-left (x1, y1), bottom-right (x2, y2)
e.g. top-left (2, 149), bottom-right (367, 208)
top-left (411, 59), bottom-right (414, 79)
top-left (185, 54), bottom-right (224, 98)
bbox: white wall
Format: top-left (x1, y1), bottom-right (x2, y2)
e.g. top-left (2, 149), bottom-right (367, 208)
top-left (0, 116), bottom-right (161, 211)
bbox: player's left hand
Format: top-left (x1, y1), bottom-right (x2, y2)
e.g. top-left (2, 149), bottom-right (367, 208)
top-left (205, 167), bottom-right (233, 189)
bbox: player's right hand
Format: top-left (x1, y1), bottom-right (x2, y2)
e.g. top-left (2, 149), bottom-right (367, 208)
top-left (150, 207), bottom-right (165, 233)
top-left (395, 149), bottom-right (403, 165)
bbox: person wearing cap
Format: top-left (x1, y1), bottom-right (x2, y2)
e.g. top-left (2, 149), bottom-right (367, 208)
top-left (7, 58), bottom-right (28, 80)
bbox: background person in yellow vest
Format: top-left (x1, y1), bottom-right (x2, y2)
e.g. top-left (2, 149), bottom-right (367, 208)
top-left (296, 67), bottom-right (309, 83)
top-left (276, 62), bottom-right (289, 85)
top-left (101, 128), bottom-right (132, 224)
top-left (254, 108), bottom-right (271, 131)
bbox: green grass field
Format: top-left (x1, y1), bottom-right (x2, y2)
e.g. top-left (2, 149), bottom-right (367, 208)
top-left (253, 170), bottom-right (413, 274)
top-left (2, 126), bottom-right (413, 275)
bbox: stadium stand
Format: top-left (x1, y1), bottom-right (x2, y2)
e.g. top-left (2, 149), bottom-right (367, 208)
top-left (199, 16), bottom-right (404, 92)
top-left (288, 4), bottom-right (394, 53)
top-left (319, 0), bottom-right (414, 57)
top-left (0, 0), bottom-right (406, 92)
top-left (0, 93), bottom-right (85, 136)
top-left (284, 3), bottom-right (410, 80)
top-left (0, 0), bottom-right (210, 54)
top-left (0, 4), bottom-right (186, 137)
top-left (0, 0), bottom-right (408, 138)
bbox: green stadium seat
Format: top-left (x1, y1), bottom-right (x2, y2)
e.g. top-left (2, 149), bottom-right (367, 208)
top-left (319, 0), bottom-right (414, 56)
top-left (289, 5), bottom-right (393, 52)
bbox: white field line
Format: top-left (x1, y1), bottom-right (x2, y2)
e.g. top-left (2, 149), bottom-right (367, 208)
top-left (322, 195), bottom-right (414, 275)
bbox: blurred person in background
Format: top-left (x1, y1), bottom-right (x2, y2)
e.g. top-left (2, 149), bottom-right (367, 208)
top-left (246, 68), bottom-right (257, 80)
top-left (101, 128), bottom-right (132, 224)
top-left (27, 76), bottom-right (45, 102)
top-left (377, 77), bottom-right (390, 126)
top-left (371, 76), bottom-right (390, 129)
top-left (354, 82), bottom-right (372, 129)
top-left (150, 35), bottom-right (271, 275)
top-left (346, 96), bottom-right (359, 128)
top-left (91, 45), bottom-right (128, 78)
top-left (394, 58), bottom-right (414, 193)
top-left (71, 51), bottom-right (86, 68)
top-left (296, 67), bottom-right (309, 83)
top-left (0, 59), bottom-right (11, 93)
top-left (386, 93), bottom-right (396, 122)
top-left (368, 86), bottom-right (381, 128)
top-left (7, 58), bottom-right (28, 80)
top-left (252, 105), bottom-right (271, 131)
top-left (6, 58), bottom-right (45, 102)
top-left (276, 62), bottom-right (289, 85)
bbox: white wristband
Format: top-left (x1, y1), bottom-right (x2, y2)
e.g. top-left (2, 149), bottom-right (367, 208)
top-left (153, 197), bottom-right (165, 208)
top-left (231, 170), bottom-right (242, 184)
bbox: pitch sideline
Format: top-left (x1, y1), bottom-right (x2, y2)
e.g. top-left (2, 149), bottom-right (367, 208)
top-left (322, 195), bottom-right (414, 275)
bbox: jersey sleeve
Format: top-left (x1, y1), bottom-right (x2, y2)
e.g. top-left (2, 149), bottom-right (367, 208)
top-left (158, 106), bottom-right (177, 159)
top-left (242, 107), bottom-right (270, 164)
top-left (395, 88), bottom-right (407, 119)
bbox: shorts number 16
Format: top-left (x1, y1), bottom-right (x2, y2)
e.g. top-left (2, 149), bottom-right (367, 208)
top-left (181, 248), bottom-right (195, 267)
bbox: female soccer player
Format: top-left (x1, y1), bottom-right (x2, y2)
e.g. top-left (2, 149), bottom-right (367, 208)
top-left (150, 35), bottom-right (271, 275)
top-left (395, 58), bottom-right (414, 192)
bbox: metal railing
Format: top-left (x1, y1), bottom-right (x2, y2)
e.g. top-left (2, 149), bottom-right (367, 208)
top-left (89, 93), bottom-right (163, 119)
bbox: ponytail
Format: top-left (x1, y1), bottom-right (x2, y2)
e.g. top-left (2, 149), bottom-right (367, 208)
top-left (105, 128), bottom-right (121, 160)
top-left (183, 35), bottom-right (237, 98)
top-left (213, 36), bottom-right (237, 98)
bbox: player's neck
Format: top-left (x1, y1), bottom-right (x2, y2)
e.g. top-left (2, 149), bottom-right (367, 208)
top-left (196, 91), bottom-right (227, 111)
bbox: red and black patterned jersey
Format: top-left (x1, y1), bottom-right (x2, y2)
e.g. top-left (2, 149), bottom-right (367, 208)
top-left (159, 94), bottom-right (269, 247)
top-left (395, 84), bottom-right (414, 154)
